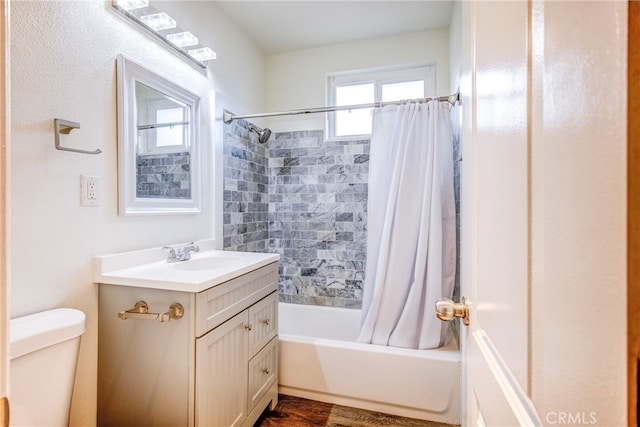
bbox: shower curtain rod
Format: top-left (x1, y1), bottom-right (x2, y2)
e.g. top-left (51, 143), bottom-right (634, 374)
top-left (222, 92), bottom-right (460, 124)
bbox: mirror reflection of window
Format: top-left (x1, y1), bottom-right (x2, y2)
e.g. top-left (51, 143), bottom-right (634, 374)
top-left (134, 81), bottom-right (192, 200)
top-left (156, 107), bottom-right (186, 147)
top-left (135, 82), bottom-right (190, 155)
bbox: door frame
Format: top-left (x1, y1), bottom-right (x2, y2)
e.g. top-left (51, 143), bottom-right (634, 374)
top-left (0, 1), bottom-right (9, 425)
top-left (628, 2), bottom-right (639, 425)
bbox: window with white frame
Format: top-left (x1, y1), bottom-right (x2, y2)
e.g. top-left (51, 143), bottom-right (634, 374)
top-left (326, 65), bottom-right (437, 140)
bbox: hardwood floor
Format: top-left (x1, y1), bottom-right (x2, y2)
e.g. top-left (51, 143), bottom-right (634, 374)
top-left (253, 395), bottom-right (455, 427)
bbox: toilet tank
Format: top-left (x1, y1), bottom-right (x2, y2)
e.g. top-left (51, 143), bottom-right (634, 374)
top-left (10, 308), bottom-right (86, 427)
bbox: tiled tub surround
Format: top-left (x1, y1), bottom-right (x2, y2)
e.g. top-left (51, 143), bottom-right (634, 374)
top-left (222, 125), bottom-right (461, 309)
top-left (269, 131), bottom-right (369, 308)
top-left (452, 106), bottom-right (461, 302)
top-left (136, 152), bottom-right (190, 198)
top-left (222, 119), bottom-right (270, 252)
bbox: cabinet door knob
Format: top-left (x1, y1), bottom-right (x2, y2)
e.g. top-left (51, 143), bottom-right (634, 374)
top-left (261, 319), bottom-right (270, 326)
top-left (244, 323), bottom-right (252, 331)
top-left (262, 368), bottom-right (270, 375)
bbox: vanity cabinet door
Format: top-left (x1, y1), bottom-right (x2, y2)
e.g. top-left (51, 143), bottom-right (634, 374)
top-left (248, 292), bottom-right (278, 356)
top-left (195, 311), bottom-right (249, 427)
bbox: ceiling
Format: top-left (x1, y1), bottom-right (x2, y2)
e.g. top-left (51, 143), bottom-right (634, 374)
top-left (214, 1), bottom-right (455, 55)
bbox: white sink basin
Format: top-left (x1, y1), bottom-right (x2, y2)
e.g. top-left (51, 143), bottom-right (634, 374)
top-left (173, 256), bottom-right (245, 271)
top-left (94, 242), bottom-right (280, 292)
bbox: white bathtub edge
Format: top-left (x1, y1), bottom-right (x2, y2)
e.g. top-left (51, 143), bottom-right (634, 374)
top-left (279, 333), bottom-right (461, 362)
top-left (277, 303), bottom-right (461, 425)
top-left (278, 334), bottom-right (461, 425)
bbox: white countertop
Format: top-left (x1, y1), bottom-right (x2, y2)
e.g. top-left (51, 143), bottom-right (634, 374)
top-left (94, 241), bottom-right (280, 293)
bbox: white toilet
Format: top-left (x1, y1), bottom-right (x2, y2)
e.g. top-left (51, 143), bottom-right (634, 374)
top-left (10, 308), bottom-right (86, 427)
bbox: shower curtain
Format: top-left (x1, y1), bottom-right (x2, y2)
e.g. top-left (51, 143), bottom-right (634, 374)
top-left (357, 101), bottom-right (456, 350)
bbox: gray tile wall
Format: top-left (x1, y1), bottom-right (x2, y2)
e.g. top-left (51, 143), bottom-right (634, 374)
top-left (268, 131), bottom-right (369, 308)
top-left (136, 152), bottom-right (190, 198)
top-left (222, 119), bottom-right (270, 252)
top-left (451, 106), bottom-right (461, 302)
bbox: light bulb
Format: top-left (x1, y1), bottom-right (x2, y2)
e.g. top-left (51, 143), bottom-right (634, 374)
top-left (140, 12), bottom-right (176, 31)
top-left (188, 47), bottom-right (217, 62)
top-left (167, 32), bottom-right (199, 48)
top-left (114, 0), bottom-right (149, 11)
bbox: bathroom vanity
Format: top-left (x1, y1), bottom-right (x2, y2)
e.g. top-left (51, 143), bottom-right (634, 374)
top-left (95, 243), bottom-right (279, 427)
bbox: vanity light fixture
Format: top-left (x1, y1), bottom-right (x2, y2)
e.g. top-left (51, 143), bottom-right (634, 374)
top-left (114, 0), bottom-right (148, 11)
top-left (111, 1), bottom-right (217, 68)
top-left (167, 31), bottom-right (199, 48)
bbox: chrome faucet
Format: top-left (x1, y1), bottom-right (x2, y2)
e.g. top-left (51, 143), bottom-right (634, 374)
top-left (163, 242), bottom-right (200, 263)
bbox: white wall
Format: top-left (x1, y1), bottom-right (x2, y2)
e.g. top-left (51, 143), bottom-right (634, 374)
top-left (158, 0), bottom-right (266, 117)
top-left (10, 1), bottom-right (264, 425)
top-left (265, 29), bottom-right (450, 132)
top-left (448, 1), bottom-right (462, 93)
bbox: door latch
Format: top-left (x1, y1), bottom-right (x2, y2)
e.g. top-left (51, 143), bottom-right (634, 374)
top-left (436, 297), bottom-right (470, 326)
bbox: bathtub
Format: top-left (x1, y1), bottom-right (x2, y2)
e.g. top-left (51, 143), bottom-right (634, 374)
top-left (278, 303), bottom-right (461, 425)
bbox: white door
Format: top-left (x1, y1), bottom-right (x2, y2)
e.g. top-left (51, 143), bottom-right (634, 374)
top-left (447, 1), bottom-right (627, 425)
top-left (455, 1), bottom-right (541, 425)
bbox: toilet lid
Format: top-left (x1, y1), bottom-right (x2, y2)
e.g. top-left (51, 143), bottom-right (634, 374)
top-left (10, 308), bottom-right (86, 359)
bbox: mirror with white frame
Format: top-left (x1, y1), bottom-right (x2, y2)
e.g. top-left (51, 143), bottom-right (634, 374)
top-left (116, 54), bottom-right (201, 215)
